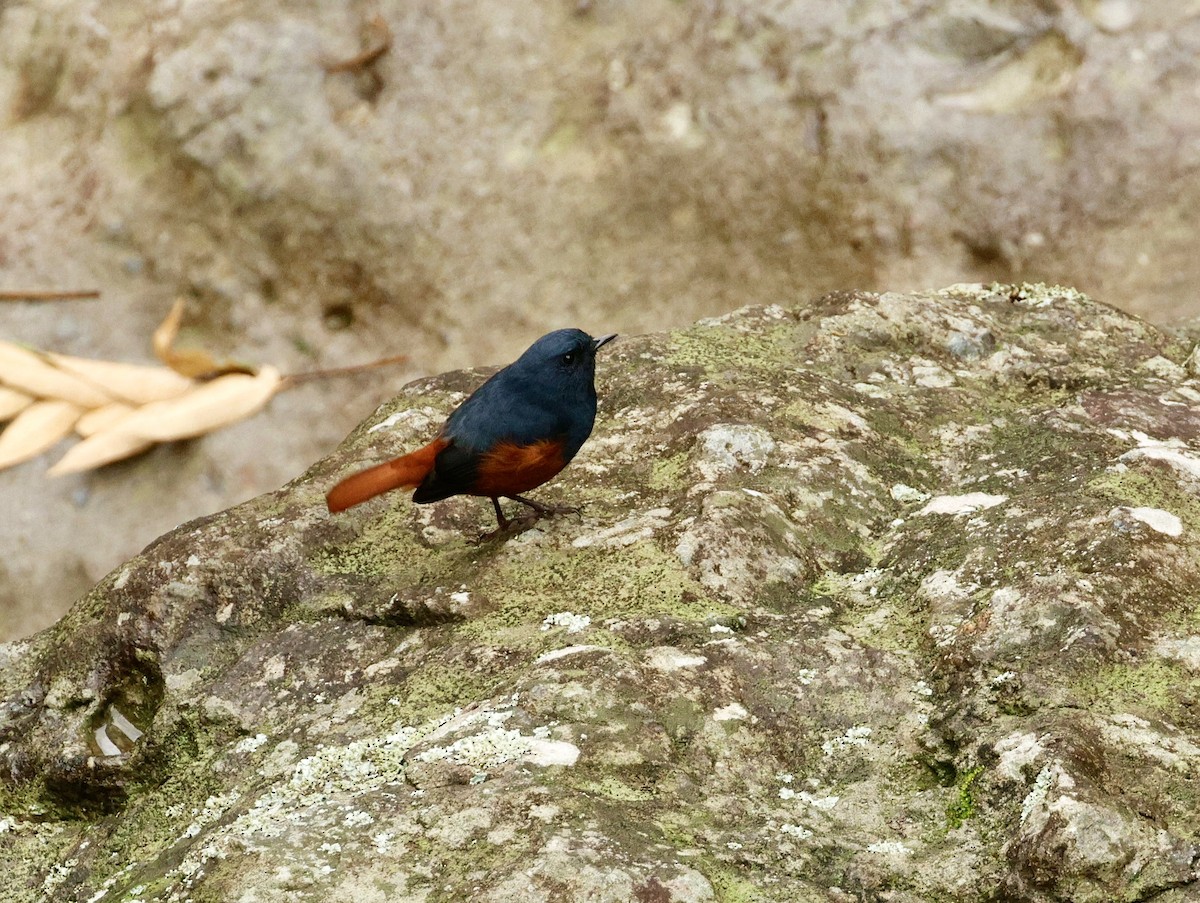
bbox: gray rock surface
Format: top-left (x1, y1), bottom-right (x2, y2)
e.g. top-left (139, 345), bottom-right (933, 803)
top-left (3, 284), bottom-right (1200, 901)
top-left (4, 1), bottom-right (1200, 637)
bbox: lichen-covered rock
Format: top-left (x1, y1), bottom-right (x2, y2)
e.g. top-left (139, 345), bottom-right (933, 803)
top-left (5, 0), bottom-right (1200, 640)
top-left (3, 285), bottom-right (1200, 901)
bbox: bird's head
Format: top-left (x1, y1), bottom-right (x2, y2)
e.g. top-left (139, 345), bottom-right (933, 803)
top-left (514, 328), bottom-right (617, 391)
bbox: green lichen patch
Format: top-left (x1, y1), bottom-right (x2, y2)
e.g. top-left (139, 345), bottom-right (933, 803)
top-left (309, 512), bottom-right (463, 580)
top-left (1088, 466), bottom-right (1200, 543)
top-left (578, 776), bottom-right (657, 802)
top-left (475, 540), bottom-right (731, 632)
top-left (705, 867), bottom-right (780, 903)
top-left (383, 657), bottom-right (513, 724)
top-left (1071, 659), bottom-right (1197, 718)
top-left (945, 765), bottom-right (985, 829)
top-left (666, 321), bottom-right (804, 376)
top-left (648, 451), bottom-right (691, 491)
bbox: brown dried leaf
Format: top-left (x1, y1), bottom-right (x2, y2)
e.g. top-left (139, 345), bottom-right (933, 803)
top-left (106, 366), bottom-right (282, 443)
top-left (48, 353), bottom-right (194, 405)
top-left (48, 430), bottom-right (155, 476)
top-left (152, 298), bottom-right (245, 379)
top-left (0, 340), bottom-right (114, 408)
top-left (76, 402), bottom-right (136, 438)
top-left (0, 386), bottom-right (33, 421)
top-left (0, 400), bottom-right (81, 470)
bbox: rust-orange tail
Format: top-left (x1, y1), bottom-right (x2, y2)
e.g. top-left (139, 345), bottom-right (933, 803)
top-left (326, 437), bottom-right (450, 513)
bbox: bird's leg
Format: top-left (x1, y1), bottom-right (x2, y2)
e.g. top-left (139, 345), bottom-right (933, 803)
top-left (476, 495), bottom-right (581, 543)
top-left (491, 497), bottom-right (511, 530)
top-left (472, 498), bottom-right (513, 544)
top-left (506, 494), bottom-right (581, 518)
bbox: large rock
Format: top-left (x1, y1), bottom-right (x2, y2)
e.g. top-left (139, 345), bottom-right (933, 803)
top-left (3, 284), bottom-right (1200, 901)
top-left (4, 1), bottom-right (1200, 636)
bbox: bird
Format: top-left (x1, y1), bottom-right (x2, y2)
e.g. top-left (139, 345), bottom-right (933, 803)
top-left (326, 329), bottom-right (617, 536)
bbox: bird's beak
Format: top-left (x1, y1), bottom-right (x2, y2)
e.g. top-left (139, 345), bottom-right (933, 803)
top-left (592, 333), bottom-right (618, 352)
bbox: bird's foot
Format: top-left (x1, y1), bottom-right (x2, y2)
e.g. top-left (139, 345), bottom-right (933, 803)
top-left (506, 495), bottom-right (581, 518)
top-left (473, 496), bottom-right (579, 543)
top-left (472, 526), bottom-right (506, 544)
top-left (472, 511), bottom-right (538, 545)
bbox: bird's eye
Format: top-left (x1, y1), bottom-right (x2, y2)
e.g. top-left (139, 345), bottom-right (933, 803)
top-left (561, 351), bottom-right (576, 366)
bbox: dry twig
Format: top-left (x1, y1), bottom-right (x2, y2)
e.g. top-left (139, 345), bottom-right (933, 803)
top-left (0, 289), bottom-right (100, 301)
top-left (322, 14), bottom-right (393, 73)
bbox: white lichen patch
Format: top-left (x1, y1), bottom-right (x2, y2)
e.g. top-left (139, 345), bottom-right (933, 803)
top-left (995, 731), bottom-right (1046, 780)
top-left (260, 654), bottom-right (286, 682)
top-left (161, 726), bottom-right (424, 888)
top-left (572, 508), bottom-right (672, 548)
top-left (541, 612), bottom-right (591, 633)
top-left (1021, 762), bottom-right (1073, 824)
top-left (343, 810), bottom-right (374, 828)
top-left (364, 656), bottom-right (402, 678)
top-left (283, 730), bottom-right (418, 800)
top-left (777, 823), bottom-right (813, 840)
top-left (694, 424), bottom-right (776, 480)
top-left (912, 362), bottom-right (956, 388)
top-left (234, 733), bottom-right (269, 754)
top-left (1109, 506), bottom-right (1183, 537)
top-left (1139, 355), bottom-right (1186, 380)
top-left (866, 840), bottom-right (912, 855)
top-left (927, 624), bottom-right (959, 648)
top-left (1153, 635), bottom-right (1200, 671)
top-left (415, 728), bottom-right (578, 771)
top-left (821, 725), bottom-right (872, 756)
top-left (180, 791), bottom-right (242, 841)
top-left (1099, 713), bottom-right (1200, 768)
top-left (1120, 433), bottom-right (1200, 480)
top-left (525, 739), bottom-right (581, 767)
top-left (535, 644), bottom-right (607, 664)
top-left (921, 569), bottom-right (975, 603)
top-left (367, 406), bottom-right (442, 434)
top-left (798, 791), bottom-right (840, 811)
top-left (918, 493), bottom-right (1008, 516)
top-left (41, 859), bottom-right (80, 898)
top-left (713, 702), bottom-right (749, 722)
top-left (890, 483), bottom-right (930, 504)
top-left (645, 647), bottom-right (708, 671)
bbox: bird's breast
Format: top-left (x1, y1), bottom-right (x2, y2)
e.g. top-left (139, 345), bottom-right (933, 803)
top-left (469, 439), bottom-right (568, 498)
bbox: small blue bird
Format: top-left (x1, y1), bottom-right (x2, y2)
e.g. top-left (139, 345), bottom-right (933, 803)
top-left (327, 329), bottom-right (617, 534)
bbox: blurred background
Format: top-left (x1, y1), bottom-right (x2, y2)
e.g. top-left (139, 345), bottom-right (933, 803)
top-left (1, 0), bottom-right (1198, 641)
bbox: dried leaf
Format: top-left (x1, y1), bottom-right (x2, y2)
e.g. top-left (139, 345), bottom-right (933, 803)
top-left (47, 353), bottom-right (194, 405)
top-left (76, 402), bottom-right (136, 438)
top-left (0, 400), bottom-right (81, 469)
top-left (152, 298), bottom-right (235, 379)
top-left (0, 340), bottom-right (114, 408)
top-left (48, 430), bottom-right (154, 476)
top-left (106, 366), bottom-right (282, 443)
top-left (0, 386), bottom-right (33, 421)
